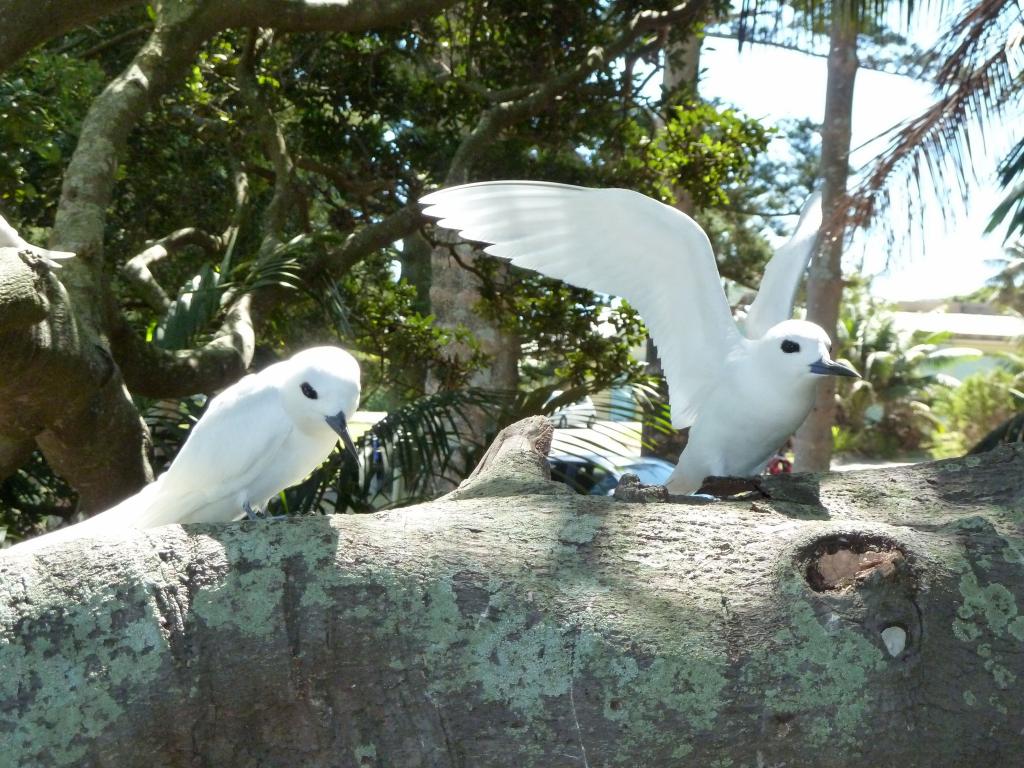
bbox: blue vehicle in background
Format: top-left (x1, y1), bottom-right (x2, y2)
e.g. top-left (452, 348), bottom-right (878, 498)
top-left (547, 451), bottom-right (675, 495)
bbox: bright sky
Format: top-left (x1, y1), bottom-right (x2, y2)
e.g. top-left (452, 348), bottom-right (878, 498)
top-left (698, 21), bottom-right (1016, 302)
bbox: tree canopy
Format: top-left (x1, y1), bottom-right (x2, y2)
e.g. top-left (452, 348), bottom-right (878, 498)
top-left (1, 0), bottom-right (801, 538)
top-left (3, 0), bottom-right (1020, 542)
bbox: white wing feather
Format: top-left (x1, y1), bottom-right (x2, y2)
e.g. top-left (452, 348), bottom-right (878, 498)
top-left (4, 378), bottom-right (294, 554)
top-left (94, 375), bottom-right (293, 529)
top-left (742, 191), bottom-right (822, 339)
top-left (422, 181), bottom-right (743, 428)
top-left (137, 377), bottom-right (292, 526)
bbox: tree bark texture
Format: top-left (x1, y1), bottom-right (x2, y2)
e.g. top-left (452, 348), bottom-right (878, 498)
top-left (427, 240), bottom-right (519, 395)
top-left (793, 7), bottom-right (859, 473)
top-left (3, 418), bottom-right (1024, 767)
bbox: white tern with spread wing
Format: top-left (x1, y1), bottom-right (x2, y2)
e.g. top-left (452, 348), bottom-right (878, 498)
top-left (7, 346), bottom-right (361, 554)
top-left (0, 213), bottom-right (75, 268)
top-left (421, 181), bottom-right (859, 494)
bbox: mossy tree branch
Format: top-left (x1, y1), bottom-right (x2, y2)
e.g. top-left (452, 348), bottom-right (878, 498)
top-left (3, 421), bottom-right (1023, 766)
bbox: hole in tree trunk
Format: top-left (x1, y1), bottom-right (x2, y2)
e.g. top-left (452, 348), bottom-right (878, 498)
top-left (802, 533), bottom-right (906, 592)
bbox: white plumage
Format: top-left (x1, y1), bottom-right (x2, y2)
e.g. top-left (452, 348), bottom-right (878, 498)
top-left (421, 181), bottom-right (858, 494)
top-left (7, 346), bottom-right (361, 553)
top-left (0, 212), bottom-right (75, 268)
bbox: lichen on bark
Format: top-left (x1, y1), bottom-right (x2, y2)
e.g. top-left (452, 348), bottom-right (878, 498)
top-left (2, 421), bottom-right (1024, 766)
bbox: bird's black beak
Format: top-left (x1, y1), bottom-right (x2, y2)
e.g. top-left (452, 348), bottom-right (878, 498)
top-left (809, 358), bottom-right (861, 378)
top-left (325, 412), bottom-right (359, 461)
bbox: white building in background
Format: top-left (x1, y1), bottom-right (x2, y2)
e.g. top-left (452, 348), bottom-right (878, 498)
top-left (891, 299), bottom-right (1024, 379)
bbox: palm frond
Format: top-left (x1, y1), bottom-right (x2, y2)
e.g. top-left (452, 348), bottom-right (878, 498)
top-left (154, 264), bottom-right (226, 349)
top-left (988, 173), bottom-right (1024, 239)
top-left (273, 387), bottom-right (510, 514)
top-left (735, 0), bottom-right (947, 44)
top-left (231, 233), bottom-right (322, 293)
top-left (272, 379), bottom-right (673, 515)
top-left (847, 0), bottom-right (1022, 236)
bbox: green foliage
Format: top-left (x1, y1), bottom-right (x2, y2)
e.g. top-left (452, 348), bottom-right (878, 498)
top-left (0, 452), bottom-right (77, 544)
top-left (930, 369), bottom-right (1024, 458)
top-left (0, 0), bottom-right (803, 533)
top-left (832, 286), bottom-right (977, 458)
top-left (328, 251), bottom-right (488, 403)
top-left (702, 117), bottom-right (821, 289)
top-left (990, 139), bottom-right (1024, 241)
top-left (0, 52), bottom-right (105, 221)
top-left (471, 263), bottom-right (649, 392)
top-left (644, 101), bottom-right (772, 209)
top-left (966, 241), bottom-right (1024, 315)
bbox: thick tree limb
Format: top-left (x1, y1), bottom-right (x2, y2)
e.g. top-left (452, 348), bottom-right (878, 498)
top-left (2, 424), bottom-right (1024, 766)
top-left (121, 228), bottom-right (225, 313)
top-left (0, 248), bottom-right (153, 511)
top-left (451, 414), bottom-right (554, 496)
top-left (218, 0), bottom-right (458, 34)
top-left (0, 0), bottom-right (142, 73)
top-left (111, 294), bottom-right (254, 399)
top-left (33, 7), bottom-right (224, 504)
top-left (238, 30), bottom-right (302, 252)
top-left (310, 205), bottom-right (426, 278)
top-left (0, 0), bottom-right (458, 74)
top-left (295, 155), bottom-right (391, 199)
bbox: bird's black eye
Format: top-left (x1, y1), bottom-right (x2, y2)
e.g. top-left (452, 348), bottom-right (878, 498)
top-left (300, 382), bottom-right (318, 399)
top-left (781, 340), bottom-right (800, 354)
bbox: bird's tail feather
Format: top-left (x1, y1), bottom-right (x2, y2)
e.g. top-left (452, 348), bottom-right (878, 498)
top-left (116, 482), bottom-right (199, 529)
top-left (3, 480), bottom-right (165, 556)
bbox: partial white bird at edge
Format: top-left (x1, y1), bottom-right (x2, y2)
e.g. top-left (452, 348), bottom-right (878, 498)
top-left (4, 346), bottom-right (362, 556)
top-left (0, 212), bottom-right (75, 269)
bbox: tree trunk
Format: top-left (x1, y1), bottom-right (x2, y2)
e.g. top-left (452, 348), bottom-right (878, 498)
top-left (426, 232), bottom-right (520, 490)
top-left (3, 417), bottom-right (1024, 767)
top-left (793, 5), bottom-right (859, 472)
top-left (426, 237), bottom-right (519, 396)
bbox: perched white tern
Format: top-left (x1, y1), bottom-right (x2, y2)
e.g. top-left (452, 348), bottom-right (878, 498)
top-left (6, 346), bottom-right (361, 553)
top-left (0, 212), bottom-right (75, 268)
top-left (421, 181), bottom-right (859, 494)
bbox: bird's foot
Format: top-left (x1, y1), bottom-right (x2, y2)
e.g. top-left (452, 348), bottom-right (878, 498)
top-left (242, 501), bottom-right (287, 522)
top-left (696, 475), bottom-right (766, 500)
